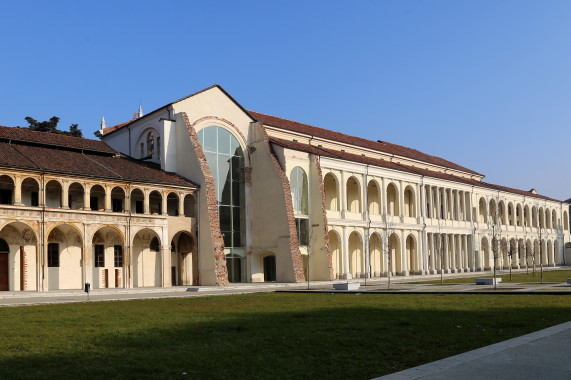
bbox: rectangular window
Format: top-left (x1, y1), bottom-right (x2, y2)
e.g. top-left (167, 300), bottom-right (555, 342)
top-left (296, 218), bottom-right (309, 246)
top-left (31, 191), bottom-right (39, 207)
top-left (114, 245), bottom-right (123, 268)
top-left (90, 197), bottom-right (98, 211)
top-left (48, 243), bottom-right (59, 267)
top-left (112, 198), bottom-right (122, 212)
top-left (94, 245), bottom-right (104, 267)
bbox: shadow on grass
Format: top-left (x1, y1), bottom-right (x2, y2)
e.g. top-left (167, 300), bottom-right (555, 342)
top-left (0, 293), bottom-right (568, 379)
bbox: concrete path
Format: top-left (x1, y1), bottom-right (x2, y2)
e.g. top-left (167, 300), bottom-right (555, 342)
top-left (376, 321), bottom-right (571, 380)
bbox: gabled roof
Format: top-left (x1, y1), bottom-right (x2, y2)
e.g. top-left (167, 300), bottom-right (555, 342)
top-left (0, 125), bottom-right (115, 154)
top-left (270, 137), bottom-right (562, 202)
top-left (0, 126), bottom-right (197, 187)
top-left (99, 84), bottom-right (254, 136)
top-left (251, 111), bottom-right (482, 177)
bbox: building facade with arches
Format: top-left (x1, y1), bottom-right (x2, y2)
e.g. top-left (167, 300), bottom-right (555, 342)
top-left (0, 127), bottom-right (198, 291)
top-left (93, 85), bottom-right (569, 286)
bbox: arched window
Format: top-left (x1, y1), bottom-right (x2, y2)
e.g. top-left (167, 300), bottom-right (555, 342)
top-left (324, 173), bottom-right (339, 211)
top-left (147, 132), bottom-right (154, 157)
top-left (150, 237), bottom-right (159, 252)
top-left (198, 126), bottom-right (245, 250)
top-left (290, 167), bottom-right (308, 215)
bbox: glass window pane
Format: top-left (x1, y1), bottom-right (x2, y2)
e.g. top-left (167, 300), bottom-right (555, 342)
top-left (233, 231), bottom-right (241, 248)
top-left (221, 180), bottom-right (232, 206)
top-left (230, 135), bottom-right (240, 155)
top-left (232, 206), bottom-right (242, 230)
top-left (222, 231), bottom-right (232, 247)
top-left (203, 127), bottom-right (217, 152)
top-left (218, 155), bottom-right (230, 183)
top-left (219, 206), bottom-right (231, 231)
top-left (218, 128), bottom-right (231, 155)
top-left (231, 182), bottom-right (240, 206)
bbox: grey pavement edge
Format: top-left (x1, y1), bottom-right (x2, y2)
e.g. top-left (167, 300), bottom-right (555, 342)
top-left (375, 321), bottom-right (571, 380)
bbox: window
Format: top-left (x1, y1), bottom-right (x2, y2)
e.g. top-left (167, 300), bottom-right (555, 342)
top-left (295, 218), bottom-right (309, 246)
top-left (94, 245), bottom-right (104, 267)
top-left (135, 200), bottom-right (143, 214)
top-left (90, 196), bottom-right (98, 211)
top-left (48, 243), bottom-right (59, 267)
top-left (198, 127), bottom-right (245, 249)
top-left (112, 198), bottom-right (122, 212)
top-left (290, 167), bottom-right (308, 215)
top-left (31, 191), bottom-right (39, 207)
top-left (147, 132), bottom-right (154, 157)
top-left (114, 245), bottom-right (123, 267)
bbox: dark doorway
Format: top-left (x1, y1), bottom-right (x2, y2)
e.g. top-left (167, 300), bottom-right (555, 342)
top-left (226, 255), bottom-right (241, 283)
top-left (0, 238), bottom-right (9, 291)
top-left (264, 256), bottom-right (276, 282)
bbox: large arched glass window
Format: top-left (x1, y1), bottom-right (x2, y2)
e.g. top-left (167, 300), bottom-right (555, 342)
top-left (198, 127), bottom-right (245, 249)
top-left (290, 167), bottom-right (308, 215)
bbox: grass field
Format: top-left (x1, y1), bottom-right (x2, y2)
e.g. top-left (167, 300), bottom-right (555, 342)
top-left (0, 293), bottom-right (569, 379)
top-left (407, 269), bottom-right (571, 284)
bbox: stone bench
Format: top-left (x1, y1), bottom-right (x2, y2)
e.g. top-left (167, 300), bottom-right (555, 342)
top-left (475, 278), bottom-right (502, 285)
top-left (333, 282), bottom-right (360, 290)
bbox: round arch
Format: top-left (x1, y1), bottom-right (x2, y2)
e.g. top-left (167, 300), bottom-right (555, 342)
top-left (369, 231), bottom-right (383, 277)
top-left (388, 232), bottom-right (401, 275)
top-left (367, 179), bottom-right (381, 215)
top-left (386, 182), bottom-right (399, 217)
top-left (346, 176), bottom-right (361, 213)
top-left (171, 231), bottom-right (198, 286)
top-left (404, 185), bottom-right (416, 218)
top-left (328, 229), bottom-right (342, 279)
top-left (132, 228), bottom-right (162, 288)
top-left (0, 222), bottom-right (38, 291)
top-left (348, 230), bottom-right (363, 278)
top-left (324, 172), bottom-right (340, 211)
top-left (21, 177), bottom-right (40, 207)
top-left (406, 233), bottom-right (417, 274)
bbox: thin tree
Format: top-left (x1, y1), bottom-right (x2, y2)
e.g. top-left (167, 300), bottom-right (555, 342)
top-left (381, 215), bottom-right (395, 290)
top-left (508, 239), bottom-right (517, 281)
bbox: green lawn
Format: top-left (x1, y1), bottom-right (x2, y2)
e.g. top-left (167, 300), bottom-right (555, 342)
top-left (407, 269), bottom-right (571, 284)
top-left (0, 293), bottom-right (569, 379)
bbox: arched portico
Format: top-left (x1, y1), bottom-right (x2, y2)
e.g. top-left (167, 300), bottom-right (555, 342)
top-left (91, 226), bottom-right (125, 289)
top-left (0, 222), bottom-right (38, 291)
top-left (132, 228), bottom-right (162, 287)
top-left (46, 223), bottom-right (83, 290)
top-left (328, 229), bottom-right (342, 279)
top-left (170, 231), bottom-right (197, 286)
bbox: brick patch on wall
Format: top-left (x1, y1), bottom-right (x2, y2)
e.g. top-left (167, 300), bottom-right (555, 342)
top-left (260, 124), bottom-right (305, 282)
top-left (314, 156), bottom-right (334, 280)
top-left (182, 113), bottom-right (229, 286)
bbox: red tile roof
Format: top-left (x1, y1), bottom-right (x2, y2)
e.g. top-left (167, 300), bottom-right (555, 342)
top-left (0, 125), bottom-right (116, 153)
top-left (250, 111), bottom-right (482, 177)
top-left (0, 126), bottom-right (196, 187)
top-left (269, 137), bottom-right (561, 202)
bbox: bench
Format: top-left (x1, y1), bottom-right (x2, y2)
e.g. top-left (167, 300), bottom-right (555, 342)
top-left (333, 282), bottom-right (361, 290)
top-left (475, 278), bottom-right (501, 285)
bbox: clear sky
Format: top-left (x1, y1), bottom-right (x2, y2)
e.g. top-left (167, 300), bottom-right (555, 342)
top-left (1, 1), bottom-right (570, 200)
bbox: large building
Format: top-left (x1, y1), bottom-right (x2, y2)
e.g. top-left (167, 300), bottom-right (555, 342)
top-left (0, 84), bottom-right (568, 290)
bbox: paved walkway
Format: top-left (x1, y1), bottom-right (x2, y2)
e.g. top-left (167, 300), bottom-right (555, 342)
top-left (376, 321), bottom-right (571, 380)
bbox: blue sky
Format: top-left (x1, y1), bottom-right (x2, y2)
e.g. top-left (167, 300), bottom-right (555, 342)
top-left (1, 1), bottom-right (570, 200)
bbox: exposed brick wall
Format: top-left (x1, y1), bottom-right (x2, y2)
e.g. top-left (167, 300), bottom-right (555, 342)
top-left (259, 124), bottom-right (305, 282)
top-left (314, 156), bottom-right (334, 280)
top-left (181, 113), bottom-right (229, 286)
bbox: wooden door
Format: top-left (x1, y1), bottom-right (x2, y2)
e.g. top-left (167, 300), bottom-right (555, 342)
top-left (0, 253), bottom-right (8, 291)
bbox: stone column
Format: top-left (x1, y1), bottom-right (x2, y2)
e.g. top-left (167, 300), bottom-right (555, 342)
top-left (436, 187), bottom-right (442, 219)
top-left (161, 193), bottom-right (168, 216)
top-left (144, 190), bottom-right (150, 215)
top-left (450, 234), bottom-right (457, 273)
top-left (105, 186), bottom-right (112, 212)
top-left (455, 191), bottom-right (461, 221)
top-left (61, 181), bottom-right (69, 209)
top-left (398, 180), bottom-right (405, 222)
top-left (342, 226), bottom-right (351, 279)
top-left (83, 184), bottom-right (91, 211)
top-left (178, 193), bottom-right (185, 216)
top-left (14, 176), bottom-right (22, 205)
top-left (428, 186), bottom-right (434, 219)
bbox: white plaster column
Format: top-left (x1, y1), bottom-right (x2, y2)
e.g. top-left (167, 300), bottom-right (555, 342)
top-left (380, 177), bottom-right (387, 216)
top-left (429, 233), bottom-right (435, 273)
top-left (62, 181), bottom-right (69, 209)
top-left (178, 193), bottom-right (185, 216)
top-left (443, 189), bottom-right (449, 220)
top-left (342, 226), bottom-right (351, 279)
top-left (341, 171), bottom-right (348, 214)
top-left (455, 191), bottom-right (461, 221)
top-left (105, 185), bottom-right (112, 212)
top-left (443, 234), bottom-right (450, 273)
top-left (161, 193), bottom-right (168, 216)
top-left (144, 190), bottom-right (150, 215)
top-left (14, 175), bottom-right (22, 205)
top-left (400, 229), bottom-right (408, 276)
top-left (428, 186), bottom-right (434, 219)
top-left (462, 235), bottom-right (468, 272)
top-left (450, 234), bottom-right (457, 273)
top-left (436, 187), bottom-right (441, 219)
top-left (83, 184), bottom-right (91, 211)
top-left (398, 180), bottom-right (405, 222)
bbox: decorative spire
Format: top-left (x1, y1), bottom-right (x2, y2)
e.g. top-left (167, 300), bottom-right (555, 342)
top-left (138, 105), bottom-right (143, 118)
top-left (101, 116), bottom-right (106, 130)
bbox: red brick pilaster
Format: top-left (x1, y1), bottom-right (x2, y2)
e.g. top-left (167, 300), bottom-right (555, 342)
top-left (314, 156), bottom-right (334, 280)
top-left (259, 125), bottom-right (305, 282)
top-left (181, 113), bottom-right (229, 286)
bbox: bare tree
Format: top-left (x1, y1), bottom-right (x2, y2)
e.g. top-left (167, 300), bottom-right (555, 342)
top-left (381, 215), bottom-right (396, 290)
top-left (508, 239), bottom-right (517, 281)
